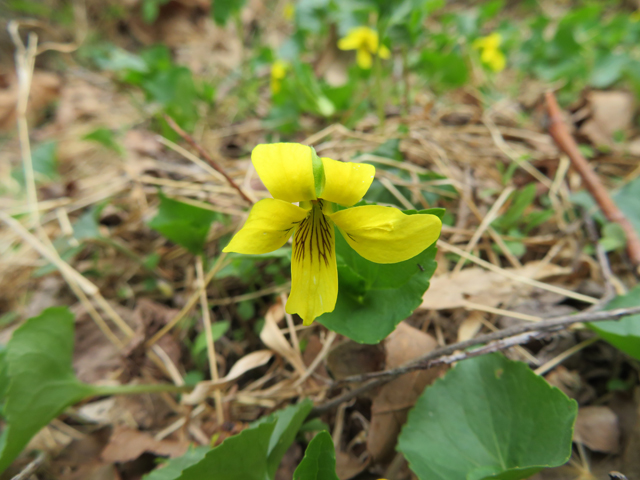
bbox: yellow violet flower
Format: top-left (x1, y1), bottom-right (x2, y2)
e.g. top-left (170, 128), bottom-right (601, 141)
top-left (283, 2), bottom-right (295, 21)
top-left (223, 143), bottom-right (442, 325)
top-left (338, 26), bottom-right (391, 70)
top-left (271, 60), bottom-right (288, 95)
top-left (472, 32), bottom-right (506, 72)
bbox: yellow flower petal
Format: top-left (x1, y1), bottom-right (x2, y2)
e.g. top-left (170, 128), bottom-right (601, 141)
top-left (223, 198), bottom-right (308, 254)
top-left (473, 32), bottom-right (501, 50)
top-left (356, 47), bottom-right (373, 69)
top-left (271, 60), bottom-right (288, 80)
top-left (286, 202), bottom-right (338, 325)
top-left (329, 206), bottom-right (442, 263)
top-left (252, 143), bottom-right (317, 203)
top-left (487, 50), bottom-right (506, 72)
top-left (320, 157), bottom-right (375, 207)
top-left (378, 44), bottom-right (391, 59)
top-left (338, 27), bottom-right (370, 51)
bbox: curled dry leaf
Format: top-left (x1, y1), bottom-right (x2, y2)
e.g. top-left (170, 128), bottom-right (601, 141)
top-left (260, 303), bottom-right (307, 376)
top-left (182, 350), bottom-right (273, 405)
top-left (420, 261), bottom-right (569, 310)
top-left (574, 406), bottom-right (620, 454)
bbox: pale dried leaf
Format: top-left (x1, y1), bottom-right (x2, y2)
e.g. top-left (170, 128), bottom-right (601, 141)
top-left (421, 261), bottom-right (569, 310)
top-left (182, 350), bottom-right (273, 405)
top-left (457, 311), bottom-right (484, 342)
top-left (574, 406), bottom-right (620, 453)
top-left (579, 91), bottom-right (635, 147)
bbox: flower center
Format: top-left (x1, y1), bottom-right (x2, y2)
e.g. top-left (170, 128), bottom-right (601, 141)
top-left (293, 200), bottom-right (333, 267)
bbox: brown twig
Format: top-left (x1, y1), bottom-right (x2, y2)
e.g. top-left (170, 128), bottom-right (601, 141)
top-left (310, 305), bottom-right (640, 416)
top-left (545, 91), bottom-right (640, 267)
top-left (162, 114), bottom-right (253, 205)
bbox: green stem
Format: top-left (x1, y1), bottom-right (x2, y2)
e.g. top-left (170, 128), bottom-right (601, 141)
top-left (90, 382), bottom-right (192, 397)
top-left (374, 52), bottom-right (385, 126)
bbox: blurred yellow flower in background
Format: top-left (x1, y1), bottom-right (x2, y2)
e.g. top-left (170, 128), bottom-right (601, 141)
top-left (283, 2), bottom-right (295, 21)
top-left (270, 60), bottom-right (289, 95)
top-left (338, 26), bottom-right (390, 69)
top-left (472, 32), bottom-right (506, 72)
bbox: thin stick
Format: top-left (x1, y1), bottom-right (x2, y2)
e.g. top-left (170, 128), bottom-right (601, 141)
top-left (545, 91), bottom-right (640, 267)
top-left (281, 293), bottom-right (300, 352)
top-left (310, 305), bottom-right (640, 415)
top-left (195, 256), bottom-right (224, 424)
top-left (534, 336), bottom-right (599, 376)
top-left (162, 114), bottom-right (253, 204)
top-left (11, 451), bottom-right (46, 480)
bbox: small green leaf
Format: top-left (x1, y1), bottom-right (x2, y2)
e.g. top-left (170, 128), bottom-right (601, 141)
top-left (191, 321), bottom-right (231, 357)
top-left (178, 422), bottom-right (275, 480)
top-left (0, 307), bottom-right (96, 473)
top-left (251, 399), bottom-right (314, 478)
top-left (143, 446), bottom-right (210, 480)
top-left (599, 222), bottom-right (627, 252)
top-left (398, 354), bottom-right (577, 480)
top-left (148, 400), bottom-right (312, 480)
top-left (293, 431), bottom-right (339, 480)
top-left (149, 193), bottom-right (219, 254)
top-left (589, 285), bottom-right (640, 360)
top-left (212, 0), bottom-right (246, 25)
top-left (83, 128), bottom-right (124, 155)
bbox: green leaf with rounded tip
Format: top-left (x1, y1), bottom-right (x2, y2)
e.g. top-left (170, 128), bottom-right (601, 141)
top-left (589, 285), bottom-right (640, 360)
top-left (0, 307), bottom-right (95, 473)
top-left (397, 354), bottom-right (577, 480)
top-left (293, 431), bottom-right (339, 480)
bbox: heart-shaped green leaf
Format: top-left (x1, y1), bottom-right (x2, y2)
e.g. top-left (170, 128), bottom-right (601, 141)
top-left (318, 238), bottom-right (437, 344)
top-left (0, 307), bottom-right (95, 473)
top-left (397, 353), bottom-right (577, 480)
top-left (293, 431), bottom-right (339, 480)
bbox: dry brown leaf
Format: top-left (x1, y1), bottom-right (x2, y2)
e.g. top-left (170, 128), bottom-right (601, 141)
top-left (101, 426), bottom-right (189, 463)
top-left (182, 350), bottom-right (273, 405)
top-left (335, 450), bottom-right (370, 480)
top-left (367, 322), bottom-right (444, 462)
top-left (420, 261), bottom-right (569, 310)
top-left (325, 341), bottom-right (385, 382)
top-left (545, 366), bottom-right (582, 399)
top-left (574, 406), bottom-right (620, 454)
top-left (579, 91), bottom-right (635, 147)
